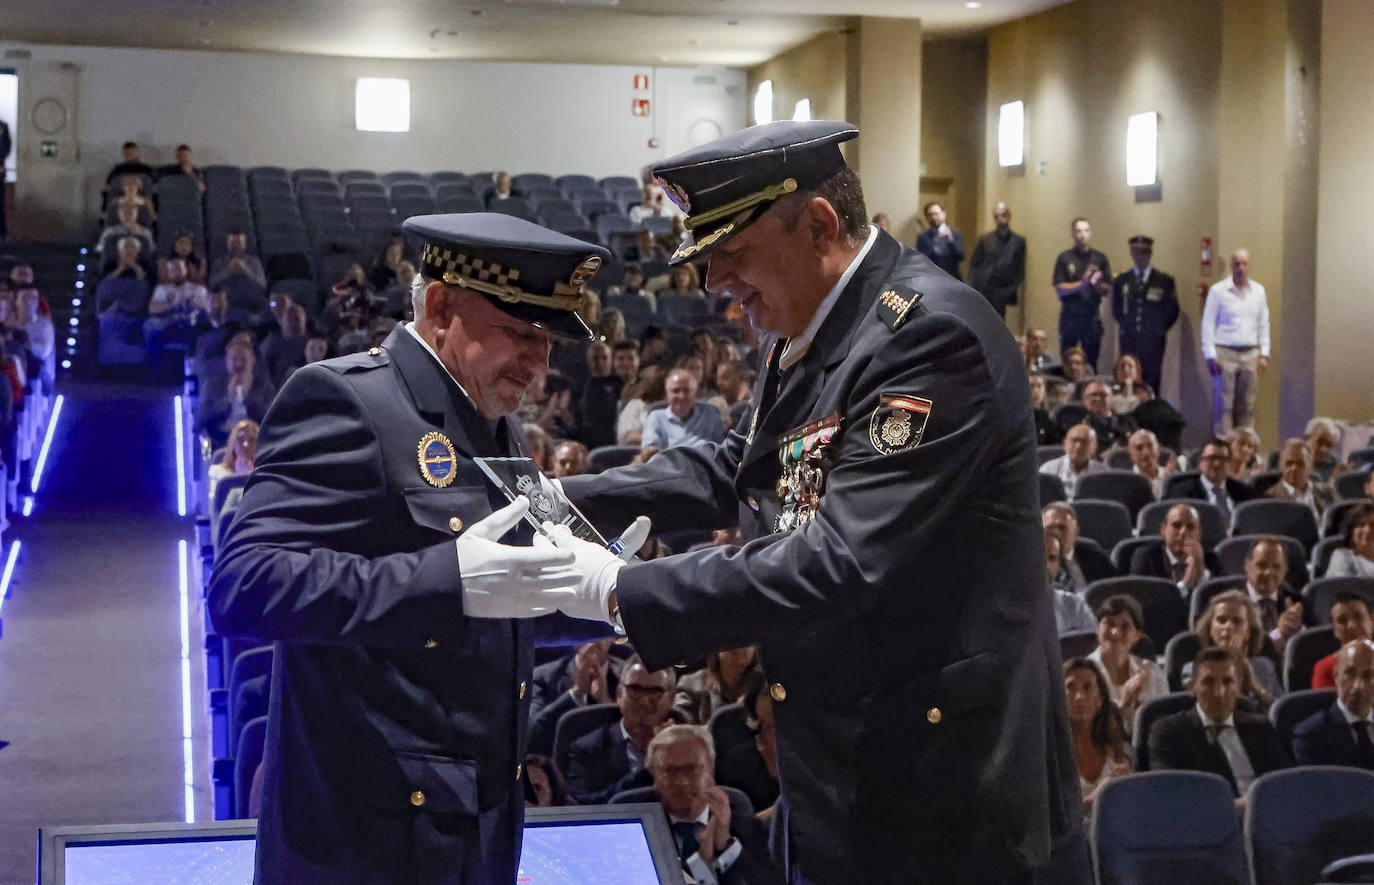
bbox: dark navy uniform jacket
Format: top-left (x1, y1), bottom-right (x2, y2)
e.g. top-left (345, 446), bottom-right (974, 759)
top-left (1111, 266), bottom-right (1179, 390)
top-left (564, 231), bottom-right (1082, 884)
top-left (210, 325), bottom-right (584, 884)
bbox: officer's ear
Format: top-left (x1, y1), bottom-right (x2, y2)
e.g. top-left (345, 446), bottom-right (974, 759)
top-left (801, 196), bottom-right (842, 255)
top-left (423, 280), bottom-right (454, 329)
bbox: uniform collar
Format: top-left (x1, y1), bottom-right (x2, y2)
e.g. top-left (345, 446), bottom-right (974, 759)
top-left (780, 224), bottom-right (878, 370)
top-left (404, 321), bottom-right (473, 401)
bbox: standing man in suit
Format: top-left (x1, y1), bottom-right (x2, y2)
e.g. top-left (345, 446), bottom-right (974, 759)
top-left (968, 202), bottom-right (1025, 319)
top-left (208, 214), bottom-right (616, 884)
top-left (1052, 218), bottom-right (1112, 370)
top-left (1111, 235), bottom-right (1179, 394)
top-left (537, 121), bottom-right (1080, 884)
top-left (1129, 503), bottom-right (1221, 598)
top-left (646, 724), bottom-right (782, 884)
top-left (1165, 437), bottom-right (1254, 524)
top-left (1149, 646), bottom-right (1287, 799)
top-left (915, 200), bottom-right (965, 281)
top-left (1292, 639), bottom-right (1374, 768)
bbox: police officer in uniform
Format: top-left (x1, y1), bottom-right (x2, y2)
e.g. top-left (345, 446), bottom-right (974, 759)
top-left (1052, 217), bottom-right (1112, 370)
top-left (209, 214), bottom-right (624, 884)
top-left (533, 122), bottom-right (1082, 884)
top-left (1110, 234), bottom-right (1179, 394)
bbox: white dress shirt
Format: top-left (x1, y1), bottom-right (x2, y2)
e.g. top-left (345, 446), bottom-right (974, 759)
top-left (1040, 455), bottom-right (1106, 499)
top-left (672, 804), bottom-right (742, 884)
top-left (1133, 464), bottom-right (1164, 499)
top-left (1201, 276), bottom-right (1270, 360)
top-left (1198, 474), bottom-right (1233, 518)
top-left (1196, 704), bottom-right (1256, 795)
top-left (780, 225), bottom-right (879, 370)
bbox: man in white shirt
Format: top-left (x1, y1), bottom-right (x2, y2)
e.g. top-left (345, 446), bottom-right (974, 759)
top-left (1128, 429), bottom-right (1169, 499)
top-left (1201, 249), bottom-right (1270, 433)
top-left (646, 725), bottom-right (779, 884)
top-left (1039, 423), bottom-right (1107, 499)
top-left (143, 257), bottom-right (209, 367)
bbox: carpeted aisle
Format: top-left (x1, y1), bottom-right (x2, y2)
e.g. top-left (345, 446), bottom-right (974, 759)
top-left (0, 384), bottom-right (209, 883)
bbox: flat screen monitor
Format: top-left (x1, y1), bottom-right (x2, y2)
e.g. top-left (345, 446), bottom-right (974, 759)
top-left (39, 804), bottom-right (684, 884)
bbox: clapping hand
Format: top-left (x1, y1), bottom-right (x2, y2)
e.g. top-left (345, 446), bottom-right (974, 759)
top-left (1277, 599), bottom-right (1303, 640)
top-left (696, 786), bottom-right (735, 864)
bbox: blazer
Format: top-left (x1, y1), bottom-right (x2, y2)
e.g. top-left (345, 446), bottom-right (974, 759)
top-left (1147, 708), bottom-right (1287, 795)
top-left (915, 227), bottom-right (966, 281)
top-left (1128, 544), bottom-right (1224, 586)
top-left (564, 721), bottom-right (650, 805)
top-left (1165, 475), bottom-right (1256, 507)
top-left (526, 653), bottom-right (626, 756)
top-left (209, 326), bottom-right (589, 884)
top-left (564, 232), bottom-right (1080, 883)
top-left (1266, 479), bottom-right (1337, 518)
top-left (1292, 702), bottom-right (1374, 768)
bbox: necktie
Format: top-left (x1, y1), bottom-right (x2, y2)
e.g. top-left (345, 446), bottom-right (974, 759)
top-left (1171, 559), bottom-right (1187, 584)
top-left (1211, 486), bottom-right (1230, 524)
top-left (1208, 723), bottom-right (1257, 795)
top-left (1354, 721), bottom-right (1374, 768)
top-left (1258, 597), bottom-right (1279, 633)
top-left (672, 821), bottom-right (701, 859)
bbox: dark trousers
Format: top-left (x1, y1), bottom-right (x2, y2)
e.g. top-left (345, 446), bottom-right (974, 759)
top-left (1060, 316), bottom-right (1102, 369)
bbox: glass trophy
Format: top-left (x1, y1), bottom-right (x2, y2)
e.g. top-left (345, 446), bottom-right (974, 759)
top-left (474, 456), bottom-right (630, 554)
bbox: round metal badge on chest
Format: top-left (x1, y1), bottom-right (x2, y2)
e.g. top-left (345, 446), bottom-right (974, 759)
top-left (417, 431), bottom-right (458, 488)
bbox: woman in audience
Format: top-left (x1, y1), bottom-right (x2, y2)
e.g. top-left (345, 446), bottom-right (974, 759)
top-left (209, 419), bottom-right (259, 502)
top-left (659, 262), bottom-right (706, 300)
top-left (1063, 657), bottom-right (1133, 812)
top-left (369, 240), bottom-right (408, 292)
top-left (1193, 590), bottom-right (1281, 707)
top-left (159, 231), bottom-right (207, 286)
top-left (1108, 354), bottom-right (1143, 414)
top-left (381, 259), bottom-right (416, 317)
top-left (1029, 373), bottom-right (1056, 444)
top-left (616, 365), bottom-right (666, 446)
top-left (1327, 503), bottom-right (1374, 578)
top-left (675, 646), bottom-right (766, 726)
top-left (1086, 595), bottom-right (1168, 736)
top-left (1225, 426), bottom-right (1264, 481)
top-left (522, 754), bottom-right (568, 807)
top-left (1060, 346), bottom-right (1092, 384)
top-left (194, 340), bottom-right (277, 450)
top-left (597, 308), bottom-right (626, 345)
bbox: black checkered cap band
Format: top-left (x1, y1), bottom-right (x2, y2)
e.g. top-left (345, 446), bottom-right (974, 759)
top-left (422, 244), bottom-right (521, 288)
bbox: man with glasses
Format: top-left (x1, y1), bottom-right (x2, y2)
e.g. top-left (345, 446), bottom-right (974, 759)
top-left (1165, 437), bottom-right (1255, 522)
top-left (565, 659), bottom-right (678, 804)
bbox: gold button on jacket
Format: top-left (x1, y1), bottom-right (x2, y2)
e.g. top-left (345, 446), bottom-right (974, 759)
top-left (926, 707), bottom-right (942, 725)
top-left (769, 683), bottom-right (787, 702)
top-left (423, 638), bottom-right (438, 649)
top-left (518, 681), bottom-right (527, 699)
top-left (368, 347), bottom-right (382, 356)
top-left (409, 790), bottom-right (426, 807)
top-left (515, 763), bottom-right (523, 780)
top-left (448, 516), bottom-right (464, 532)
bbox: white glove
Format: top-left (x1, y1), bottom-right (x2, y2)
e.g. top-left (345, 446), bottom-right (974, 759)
top-left (537, 517), bottom-right (650, 623)
top-left (458, 497), bottom-right (579, 619)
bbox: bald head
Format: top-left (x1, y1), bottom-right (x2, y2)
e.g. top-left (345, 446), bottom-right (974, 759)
top-left (1129, 428), bottom-right (1159, 473)
top-left (1064, 423), bottom-right (1097, 468)
top-left (993, 202), bottom-right (1011, 229)
top-left (1231, 248), bottom-right (1250, 286)
top-left (1161, 503), bottom-right (1200, 556)
top-left (1335, 639), bottom-right (1374, 718)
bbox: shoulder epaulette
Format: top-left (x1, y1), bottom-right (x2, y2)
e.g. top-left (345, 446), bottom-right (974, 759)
top-left (327, 346), bottom-right (390, 373)
top-left (875, 285), bottom-right (923, 330)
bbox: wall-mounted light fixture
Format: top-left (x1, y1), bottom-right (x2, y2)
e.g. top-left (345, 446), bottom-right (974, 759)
top-left (1126, 111), bottom-right (1158, 187)
top-left (753, 80), bottom-right (774, 126)
top-left (355, 78), bottom-right (411, 132)
top-left (998, 100), bottom-right (1024, 167)
top-left (792, 98), bottom-right (812, 122)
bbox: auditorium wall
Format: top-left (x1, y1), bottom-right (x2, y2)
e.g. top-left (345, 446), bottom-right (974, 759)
top-left (0, 43), bottom-right (747, 236)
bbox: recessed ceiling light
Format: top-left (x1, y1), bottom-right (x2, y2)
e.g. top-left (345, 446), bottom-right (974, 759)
top-left (965, 1), bottom-right (982, 7)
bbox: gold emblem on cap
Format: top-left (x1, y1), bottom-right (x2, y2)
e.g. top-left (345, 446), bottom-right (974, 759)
top-left (685, 177), bottom-right (797, 232)
top-left (672, 222), bottom-right (736, 262)
top-left (568, 255), bottom-right (603, 289)
top-left (658, 178), bottom-right (692, 214)
top-left (417, 431), bottom-right (459, 488)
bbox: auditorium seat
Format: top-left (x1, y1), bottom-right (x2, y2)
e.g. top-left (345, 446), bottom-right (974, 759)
top-left (389, 181), bottom-right (432, 200)
top-left (1270, 689), bottom-right (1335, 762)
top-left (1060, 629), bottom-right (1099, 661)
top-left (1132, 693), bottom-right (1199, 772)
top-left (292, 168), bottom-right (333, 182)
top-left (556, 174), bottom-right (596, 194)
top-left (344, 181), bottom-right (388, 199)
top-left (599, 175), bottom-right (639, 192)
top-left (552, 703), bottom-right (620, 778)
top-left (233, 716), bottom-right (268, 819)
top-left (707, 702), bottom-right (752, 755)
top-left (393, 196), bottom-right (437, 219)
top-left (1162, 633), bottom-right (1202, 693)
top-left (382, 170), bottom-right (425, 185)
top-left (1038, 472), bottom-right (1067, 506)
top-left (1110, 536), bottom-right (1161, 574)
top-left (1245, 767), bottom-right (1374, 885)
top-left (1162, 470), bottom-right (1202, 500)
top-left (1249, 469), bottom-right (1284, 495)
top-left (434, 182), bottom-right (477, 201)
top-left (1216, 534), bottom-right (1310, 587)
top-left (587, 445), bottom-right (638, 473)
top-left (1085, 576), bottom-right (1187, 651)
top-left (1091, 771), bottom-right (1249, 885)
top-left (1323, 499), bottom-right (1369, 538)
top-left (1303, 577), bottom-right (1374, 626)
top-left (1076, 538), bottom-right (1118, 583)
top-left (1070, 499), bottom-right (1134, 552)
top-left (338, 169), bottom-right (379, 183)
top-left (228, 648), bottom-right (273, 758)
top-left (640, 215), bottom-right (675, 236)
top-left (488, 198), bottom-right (537, 221)
top-left (437, 195), bottom-right (485, 214)
top-left (1137, 499), bottom-right (1228, 549)
top-left (1312, 536), bottom-right (1344, 579)
top-left (577, 197), bottom-right (621, 221)
top-left (1037, 444), bottom-right (1064, 467)
top-left (429, 171), bottom-right (467, 185)
top-left (1188, 575), bottom-right (1246, 626)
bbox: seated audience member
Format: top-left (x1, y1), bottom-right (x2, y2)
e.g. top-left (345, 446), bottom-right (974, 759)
top-left (1127, 428), bottom-right (1172, 499)
top-left (485, 171), bottom-right (516, 204)
top-left (1059, 345), bottom-right (1092, 383)
top-left (870, 212), bottom-right (891, 233)
top-left (1039, 423), bottom-right (1106, 499)
top-left (1293, 639), bottom-right (1374, 768)
top-left (97, 205), bottom-right (156, 270)
top-left (101, 236), bottom-right (151, 285)
top-left (1328, 503), bottom-right (1374, 578)
top-left (579, 341), bottom-right (622, 449)
top-left (208, 418), bottom-right (258, 502)
top-left (658, 262), bottom-right (707, 300)
top-left (1267, 437), bottom-right (1336, 519)
top-left (1029, 373), bottom-right (1057, 445)
top-left (105, 141), bottom-right (153, 184)
top-left (612, 340), bottom-right (641, 390)
top-left (208, 231), bottom-right (269, 313)
top-left (1242, 535), bottom-right (1304, 654)
top-left (520, 374), bottom-right (577, 441)
top-left (1026, 328), bottom-right (1057, 372)
top-left (1304, 417), bottom-right (1343, 483)
top-left (1108, 354), bottom-right (1143, 414)
top-left (1088, 595), bottom-right (1169, 735)
top-left (523, 422), bottom-right (552, 472)
top-left (606, 263), bottom-right (655, 308)
top-left (675, 647), bottom-right (765, 726)
top-left (1130, 503), bottom-right (1221, 597)
top-left (1225, 426), bottom-right (1264, 483)
top-left (640, 326), bottom-right (671, 368)
top-left (716, 682), bottom-right (781, 820)
top-left (645, 725), bottom-right (781, 885)
top-left (1194, 590), bottom-right (1283, 706)
top-left (617, 365), bottom-right (666, 447)
top-left (1313, 592), bottom-right (1374, 689)
top-left (566, 659), bottom-right (677, 805)
top-left (192, 289), bottom-right (240, 379)
top-left (550, 440), bottom-right (589, 478)
top-left (1148, 646), bottom-right (1287, 800)
top-left (368, 239), bottom-right (408, 293)
top-left (158, 231), bottom-right (208, 286)
top-left (1042, 502), bottom-right (1089, 591)
top-left (143, 257), bottom-right (210, 363)
top-left (523, 754), bottom-right (568, 807)
top-left (527, 639), bottom-right (625, 756)
top-left (1045, 528), bottom-right (1097, 634)
top-left (259, 301), bottom-right (309, 387)
top-left (1080, 380), bottom-right (1134, 451)
top-left (303, 332), bottom-right (331, 367)
top-left (194, 339), bottom-right (277, 450)
top-left (1064, 658), bottom-right (1133, 812)
top-left (1165, 437), bottom-right (1254, 520)
top-left (642, 368), bottom-right (725, 450)
top-left (629, 183), bottom-right (674, 225)
top-left (15, 281), bottom-right (54, 371)
top-left (157, 143), bottom-right (206, 192)
top-left (634, 230), bottom-right (672, 265)
top-left (597, 308), bottom-right (627, 345)
top-left (111, 173), bottom-right (155, 223)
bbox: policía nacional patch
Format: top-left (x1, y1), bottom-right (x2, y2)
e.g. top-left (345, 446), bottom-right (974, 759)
top-left (417, 431), bottom-right (458, 488)
top-left (868, 394), bottom-right (933, 455)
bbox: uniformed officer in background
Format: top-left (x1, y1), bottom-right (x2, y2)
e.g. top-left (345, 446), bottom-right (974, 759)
top-left (1052, 217), bottom-right (1112, 370)
top-left (1110, 234), bottom-right (1179, 394)
top-left (534, 121), bottom-right (1082, 884)
top-left (209, 214), bottom-right (625, 884)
